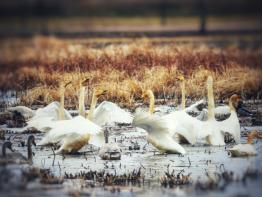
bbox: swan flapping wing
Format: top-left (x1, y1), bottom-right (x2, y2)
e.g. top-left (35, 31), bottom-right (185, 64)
top-left (163, 111), bottom-right (201, 144)
top-left (26, 116), bottom-right (55, 132)
top-left (37, 116), bottom-right (102, 146)
top-left (132, 110), bottom-right (170, 134)
top-left (93, 101), bottom-right (133, 126)
top-left (185, 99), bottom-right (206, 114)
top-left (132, 110), bottom-right (186, 154)
top-left (33, 101), bottom-right (72, 120)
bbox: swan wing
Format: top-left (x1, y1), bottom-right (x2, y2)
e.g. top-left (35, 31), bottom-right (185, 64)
top-left (132, 110), bottom-right (170, 134)
top-left (163, 111), bottom-right (201, 144)
top-left (185, 99), bottom-right (206, 114)
top-left (57, 116), bottom-right (102, 135)
top-left (214, 105), bottom-right (230, 116)
top-left (37, 116), bottom-right (102, 145)
top-left (93, 101), bottom-right (133, 126)
top-left (201, 121), bottom-right (225, 145)
top-left (26, 116), bottom-right (55, 132)
top-left (216, 112), bottom-right (241, 143)
top-left (33, 101), bottom-right (72, 120)
top-left (7, 106), bottom-right (35, 119)
top-left (132, 110), bottom-right (186, 154)
top-left (147, 131), bottom-right (186, 154)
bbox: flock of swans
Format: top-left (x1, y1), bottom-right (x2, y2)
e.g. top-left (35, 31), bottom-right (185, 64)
top-left (4, 75), bottom-right (261, 160)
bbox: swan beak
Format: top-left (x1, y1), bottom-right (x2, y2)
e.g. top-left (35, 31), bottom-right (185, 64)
top-left (176, 76), bottom-right (185, 81)
top-left (64, 81), bottom-right (72, 88)
top-left (81, 78), bottom-right (90, 86)
top-left (100, 90), bottom-right (107, 96)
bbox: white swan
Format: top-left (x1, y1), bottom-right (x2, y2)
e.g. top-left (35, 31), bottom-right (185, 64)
top-left (153, 76), bottom-right (229, 145)
top-left (154, 76), bottom-right (204, 144)
top-left (140, 88), bottom-right (201, 145)
top-left (229, 130), bottom-right (261, 157)
top-left (37, 116), bottom-right (103, 154)
top-left (198, 76), bottom-right (226, 145)
top-left (188, 77), bottom-right (241, 145)
top-left (26, 82), bottom-right (72, 132)
top-left (37, 87), bottom-right (107, 154)
top-left (132, 109), bottom-right (186, 154)
top-left (215, 94), bottom-right (242, 144)
top-left (133, 89), bottom-right (186, 154)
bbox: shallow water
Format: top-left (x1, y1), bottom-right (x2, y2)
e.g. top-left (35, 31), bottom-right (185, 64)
top-left (0, 101), bottom-right (262, 197)
top-left (0, 124), bottom-right (261, 197)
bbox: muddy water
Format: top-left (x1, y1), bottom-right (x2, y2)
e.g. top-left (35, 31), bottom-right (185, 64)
top-left (0, 101), bottom-right (262, 197)
top-left (1, 124), bottom-right (261, 197)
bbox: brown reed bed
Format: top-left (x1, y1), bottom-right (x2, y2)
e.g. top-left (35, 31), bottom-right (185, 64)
top-left (0, 36), bottom-right (261, 107)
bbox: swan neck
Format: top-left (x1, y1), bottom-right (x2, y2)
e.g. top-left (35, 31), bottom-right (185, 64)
top-left (79, 86), bottom-right (86, 117)
top-left (229, 99), bottom-right (236, 111)
top-left (104, 129), bottom-right (109, 143)
top-left (247, 133), bottom-right (256, 144)
top-left (59, 86), bottom-right (65, 120)
top-left (2, 144), bottom-right (7, 157)
top-left (27, 139), bottom-right (33, 162)
top-left (207, 77), bottom-right (215, 119)
top-left (181, 80), bottom-right (186, 109)
top-left (87, 91), bottom-right (98, 120)
top-left (148, 91), bottom-right (155, 114)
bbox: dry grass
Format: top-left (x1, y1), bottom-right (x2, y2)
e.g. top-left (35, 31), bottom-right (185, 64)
top-left (0, 36), bottom-right (261, 107)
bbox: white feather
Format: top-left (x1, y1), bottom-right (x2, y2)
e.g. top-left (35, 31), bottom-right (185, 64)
top-left (132, 110), bottom-right (186, 154)
top-left (185, 99), bottom-right (206, 114)
top-left (6, 106), bottom-right (35, 120)
top-left (26, 101), bottom-right (72, 132)
top-left (93, 101), bottom-right (133, 126)
top-left (214, 105), bottom-right (230, 115)
top-left (216, 110), bottom-right (240, 144)
top-left (33, 101), bottom-right (72, 120)
top-left (37, 116), bottom-right (103, 147)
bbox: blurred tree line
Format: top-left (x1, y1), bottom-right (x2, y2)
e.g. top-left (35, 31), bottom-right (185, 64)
top-left (0, 0), bottom-right (260, 17)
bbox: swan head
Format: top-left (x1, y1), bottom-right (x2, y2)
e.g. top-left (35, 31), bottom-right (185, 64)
top-left (60, 81), bottom-right (72, 88)
top-left (141, 89), bottom-right (154, 101)
top-left (3, 141), bottom-right (13, 151)
top-left (176, 75), bottom-right (185, 81)
top-left (2, 141), bottom-right (14, 157)
top-left (247, 130), bottom-right (261, 144)
top-left (59, 81), bottom-right (72, 93)
top-left (229, 94), bottom-right (242, 109)
top-left (81, 78), bottom-right (90, 87)
top-left (94, 88), bottom-right (107, 97)
top-left (27, 135), bottom-right (36, 147)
